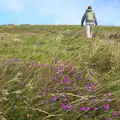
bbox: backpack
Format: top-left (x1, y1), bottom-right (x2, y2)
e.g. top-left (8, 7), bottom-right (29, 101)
top-left (87, 11), bottom-right (94, 21)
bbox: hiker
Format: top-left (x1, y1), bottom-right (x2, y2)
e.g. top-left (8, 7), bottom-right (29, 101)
top-left (81, 6), bottom-right (97, 38)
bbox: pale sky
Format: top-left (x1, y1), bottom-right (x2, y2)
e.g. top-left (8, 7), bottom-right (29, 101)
top-left (0, 0), bottom-right (119, 26)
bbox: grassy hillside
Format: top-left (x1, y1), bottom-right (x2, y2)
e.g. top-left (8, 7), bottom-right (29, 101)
top-left (0, 25), bottom-right (120, 120)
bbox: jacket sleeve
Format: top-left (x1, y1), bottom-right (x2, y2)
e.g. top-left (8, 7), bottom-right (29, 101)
top-left (81, 12), bottom-right (86, 25)
top-left (94, 13), bottom-right (97, 25)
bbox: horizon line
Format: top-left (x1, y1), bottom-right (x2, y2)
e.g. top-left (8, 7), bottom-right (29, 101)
top-left (0, 24), bottom-right (119, 27)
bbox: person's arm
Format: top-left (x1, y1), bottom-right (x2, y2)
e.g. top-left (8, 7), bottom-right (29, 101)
top-left (81, 12), bottom-right (86, 26)
top-left (94, 13), bottom-right (97, 26)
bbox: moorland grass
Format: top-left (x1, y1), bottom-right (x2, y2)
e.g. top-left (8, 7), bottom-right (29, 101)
top-left (0, 25), bottom-right (120, 120)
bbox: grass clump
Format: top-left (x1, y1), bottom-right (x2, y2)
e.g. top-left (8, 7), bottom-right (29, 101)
top-left (0, 25), bottom-right (120, 120)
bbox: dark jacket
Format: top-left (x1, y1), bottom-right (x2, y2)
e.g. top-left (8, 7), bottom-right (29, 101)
top-left (81, 9), bottom-right (97, 26)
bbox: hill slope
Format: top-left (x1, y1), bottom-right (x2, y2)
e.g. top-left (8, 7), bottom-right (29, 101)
top-left (0, 25), bottom-right (120, 120)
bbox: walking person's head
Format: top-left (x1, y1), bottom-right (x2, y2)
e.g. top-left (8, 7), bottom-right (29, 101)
top-left (88, 6), bottom-right (92, 9)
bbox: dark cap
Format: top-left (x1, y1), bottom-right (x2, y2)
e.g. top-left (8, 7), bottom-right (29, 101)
top-left (88, 6), bottom-right (92, 9)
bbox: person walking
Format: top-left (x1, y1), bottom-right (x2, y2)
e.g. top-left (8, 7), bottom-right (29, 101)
top-left (81, 6), bottom-right (97, 38)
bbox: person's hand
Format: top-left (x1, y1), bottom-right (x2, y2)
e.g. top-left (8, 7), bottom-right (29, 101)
top-left (95, 23), bottom-right (97, 26)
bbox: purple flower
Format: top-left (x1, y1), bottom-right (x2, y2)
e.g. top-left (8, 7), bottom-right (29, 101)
top-left (61, 103), bottom-right (72, 110)
top-left (56, 67), bottom-right (61, 71)
top-left (93, 98), bottom-right (97, 102)
top-left (67, 79), bottom-right (71, 84)
top-left (85, 84), bottom-right (96, 92)
top-left (69, 87), bottom-right (73, 90)
top-left (39, 88), bottom-right (42, 90)
top-left (85, 85), bottom-right (91, 91)
top-left (80, 107), bottom-right (85, 111)
top-left (77, 91), bottom-right (81, 96)
top-left (85, 107), bottom-right (90, 111)
top-left (94, 107), bottom-right (98, 111)
top-left (71, 70), bottom-right (76, 75)
top-left (20, 82), bottom-right (24, 86)
top-left (106, 99), bottom-right (111, 102)
top-left (114, 112), bottom-right (119, 117)
top-left (63, 97), bottom-right (68, 101)
top-left (58, 70), bottom-right (64, 75)
top-left (63, 77), bottom-right (68, 83)
top-left (87, 77), bottom-right (91, 81)
top-left (46, 88), bottom-right (50, 91)
top-left (9, 57), bottom-right (15, 64)
top-left (41, 100), bottom-right (44, 104)
top-left (80, 107), bottom-right (90, 111)
top-left (61, 77), bottom-right (72, 84)
top-left (41, 92), bottom-right (46, 96)
top-left (52, 76), bottom-right (57, 81)
top-left (55, 90), bottom-right (60, 93)
top-left (66, 104), bottom-right (72, 109)
top-left (52, 96), bottom-right (57, 101)
top-left (90, 83), bottom-right (95, 87)
top-left (104, 104), bottom-right (110, 109)
top-left (61, 103), bottom-right (66, 109)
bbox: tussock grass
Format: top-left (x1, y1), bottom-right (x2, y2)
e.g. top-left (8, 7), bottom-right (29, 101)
top-left (0, 25), bottom-right (120, 120)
